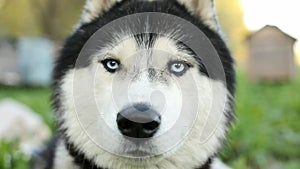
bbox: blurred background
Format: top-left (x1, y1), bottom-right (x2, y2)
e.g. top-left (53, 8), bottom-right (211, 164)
top-left (0, 0), bottom-right (299, 168)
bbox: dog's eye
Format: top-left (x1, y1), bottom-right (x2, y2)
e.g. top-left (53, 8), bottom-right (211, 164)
top-left (168, 61), bottom-right (190, 76)
top-left (101, 58), bottom-right (120, 73)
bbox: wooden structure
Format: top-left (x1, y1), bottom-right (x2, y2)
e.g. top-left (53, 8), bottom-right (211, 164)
top-left (247, 25), bottom-right (297, 81)
top-left (0, 37), bottom-right (55, 86)
top-left (0, 39), bottom-right (20, 85)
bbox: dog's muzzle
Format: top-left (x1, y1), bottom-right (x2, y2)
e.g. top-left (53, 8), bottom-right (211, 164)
top-left (117, 104), bottom-right (161, 138)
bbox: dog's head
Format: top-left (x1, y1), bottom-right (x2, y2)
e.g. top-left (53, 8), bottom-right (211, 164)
top-left (53, 0), bottom-right (235, 168)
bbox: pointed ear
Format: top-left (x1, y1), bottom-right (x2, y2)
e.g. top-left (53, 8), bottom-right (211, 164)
top-left (78, 0), bottom-right (121, 25)
top-left (177, 0), bottom-right (220, 32)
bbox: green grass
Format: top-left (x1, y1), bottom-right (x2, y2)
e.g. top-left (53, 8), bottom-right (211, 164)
top-left (221, 69), bottom-right (300, 169)
top-left (0, 140), bottom-right (30, 169)
top-left (0, 86), bottom-right (53, 169)
top-left (0, 86), bottom-right (54, 131)
top-left (0, 70), bottom-right (299, 169)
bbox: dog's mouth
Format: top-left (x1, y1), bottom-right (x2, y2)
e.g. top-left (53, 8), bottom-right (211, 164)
top-left (120, 142), bottom-right (158, 158)
top-left (115, 148), bottom-right (163, 167)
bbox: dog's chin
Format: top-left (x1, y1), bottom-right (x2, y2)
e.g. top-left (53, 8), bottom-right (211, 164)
top-left (125, 150), bottom-right (153, 158)
top-left (116, 139), bottom-right (159, 157)
top-left (114, 138), bottom-right (180, 161)
top-left (119, 146), bottom-right (159, 159)
top-left (115, 151), bottom-right (163, 167)
top-left (114, 145), bottom-right (164, 166)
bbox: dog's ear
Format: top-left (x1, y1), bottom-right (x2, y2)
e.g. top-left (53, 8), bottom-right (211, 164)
top-left (76, 0), bottom-right (220, 33)
top-left (177, 0), bottom-right (220, 32)
top-left (78, 0), bottom-right (121, 26)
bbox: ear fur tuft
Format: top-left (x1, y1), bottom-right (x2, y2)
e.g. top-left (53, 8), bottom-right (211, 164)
top-left (78, 0), bottom-right (122, 26)
top-left (177, 0), bottom-right (220, 32)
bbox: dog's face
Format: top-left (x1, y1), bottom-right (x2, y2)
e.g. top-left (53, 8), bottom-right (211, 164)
top-left (53, 0), bottom-right (235, 168)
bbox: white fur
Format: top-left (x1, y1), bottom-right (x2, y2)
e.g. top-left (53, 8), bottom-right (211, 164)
top-left (54, 142), bottom-right (231, 169)
top-left (54, 141), bottom-right (79, 169)
top-left (56, 36), bottom-right (231, 169)
top-left (211, 158), bottom-right (232, 169)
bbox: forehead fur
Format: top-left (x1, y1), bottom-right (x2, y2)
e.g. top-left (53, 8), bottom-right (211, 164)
top-left (108, 36), bottom-right (179, 57)
top-left (101, 35), bottom-right (196, 66)
top-left (109, 37), bottom-right (137, 59)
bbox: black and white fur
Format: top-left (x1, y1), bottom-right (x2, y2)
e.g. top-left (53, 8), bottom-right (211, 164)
top-left (34, 0), bottom-right (235, 169)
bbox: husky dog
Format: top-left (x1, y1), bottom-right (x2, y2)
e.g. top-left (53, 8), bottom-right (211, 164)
top-left (34, 0), bottom-right (235, 169)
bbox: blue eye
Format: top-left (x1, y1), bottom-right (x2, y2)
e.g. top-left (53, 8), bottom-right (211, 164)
top-left (101, 58), bottom-right (120, 73)
top-left (168, 61), bottom-right (190, 76)
top-left (171, 62), bottom-right (185, 73)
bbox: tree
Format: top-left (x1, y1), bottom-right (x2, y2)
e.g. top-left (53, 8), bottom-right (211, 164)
top-left (0, 0), bottom-right (84, 40)
top-left (216, 0), bottom-right (248, 62)
top-left (0, 0), bottom-right (248, 50)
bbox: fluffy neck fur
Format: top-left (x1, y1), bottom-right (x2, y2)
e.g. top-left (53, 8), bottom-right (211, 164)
top-left (65, 140), bottom-right (213, 169)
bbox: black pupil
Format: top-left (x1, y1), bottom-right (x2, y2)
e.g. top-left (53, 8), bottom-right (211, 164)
top-left (109, 61), bottom-right (117, 68)
top-left (175, 64), bottom-right (181, 69)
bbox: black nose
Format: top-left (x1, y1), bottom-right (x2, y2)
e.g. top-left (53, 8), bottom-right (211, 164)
top-left (117, 104), bottom-right (161, 138)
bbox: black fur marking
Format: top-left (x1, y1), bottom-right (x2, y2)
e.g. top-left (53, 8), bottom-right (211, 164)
top-left (198, 158), bottom-right (212, 169)
top-left (31, 135), bottom-right (59, 169)
top-left (65, 138), bottom-right (212, 169)
top-left (133, 32), bottom-right (210, 80)
top-left (175, 40), bottom-right (209, 76)
top-left (65, 140), bottom-right (102, 169)
top-left (49, 0), bottom-right (236, 168)
top-left (134, 33), bottom-right (158, 48)
top-left (148, 67), bottom-right (156, 80)
top-left (53, 0), bottom-right (235, 97)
